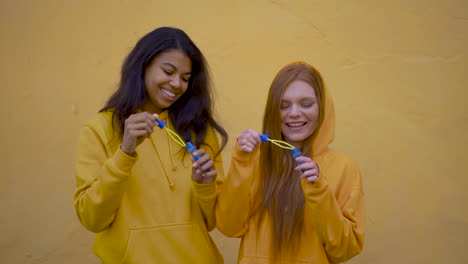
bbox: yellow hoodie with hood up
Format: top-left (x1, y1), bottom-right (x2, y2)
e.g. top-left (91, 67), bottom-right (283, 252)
top-left (74, 110), bottom-right (223, 264)
top-left (216, 75), bottom-right (365, 264)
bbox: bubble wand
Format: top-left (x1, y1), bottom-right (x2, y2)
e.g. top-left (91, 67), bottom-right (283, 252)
top-left (258, 133), bottom-right (306, 169)
top-left (154, 118), bottom-right (210, 171)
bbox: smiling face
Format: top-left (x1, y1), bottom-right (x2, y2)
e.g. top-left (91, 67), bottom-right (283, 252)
top-left (280, 80), bottom-right (319, 148)
top-left (143, 49), bottom-right (192, 113)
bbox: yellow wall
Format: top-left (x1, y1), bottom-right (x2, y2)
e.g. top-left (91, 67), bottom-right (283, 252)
top-left (1, 0), bottom-right (467, 263)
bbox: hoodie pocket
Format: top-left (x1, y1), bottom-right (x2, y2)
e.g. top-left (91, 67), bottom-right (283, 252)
top-left (120, 223), bottom-right (219, 264)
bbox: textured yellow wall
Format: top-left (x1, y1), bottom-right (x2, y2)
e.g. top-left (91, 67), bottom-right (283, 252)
top-left (1, 0), bottom-right (467, 263)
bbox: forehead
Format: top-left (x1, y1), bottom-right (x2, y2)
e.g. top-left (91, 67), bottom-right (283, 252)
top-left (282, 80), bottom-right (316, 100)
top-left (154, 49), bottom-right (192, 71)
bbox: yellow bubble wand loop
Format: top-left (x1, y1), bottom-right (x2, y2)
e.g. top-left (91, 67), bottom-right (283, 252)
top-left (259, 134), bottom-right (294, 149)
top-left (266, 138), bottom-right (295, 150)
top-left (165, 128), bottom-right (186, 147)
top-left (155, 118), bottom-right (185, 147)
top-left (155, 117), bottom-right (211, 171)
top-left (259, 133), bottom-right (307, 172)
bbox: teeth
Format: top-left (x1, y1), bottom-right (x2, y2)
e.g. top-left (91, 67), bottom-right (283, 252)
top-left (162, 88), bottom-right (175, 97)
top-left (288, 122), bottom-right (305, 127)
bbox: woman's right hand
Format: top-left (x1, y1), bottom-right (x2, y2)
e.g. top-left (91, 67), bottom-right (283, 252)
top-left (120, 112), bottom-right (158, 155)
top-left (237, 129), bottom-right (261, 152)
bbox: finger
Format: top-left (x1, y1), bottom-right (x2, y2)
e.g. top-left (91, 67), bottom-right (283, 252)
top-left (236, 134), bottom-right (249, 145)
top-left (306, 175), bottom-right (318, 183)
top-left (131, 122), bottom-right (154, 136)
top-left (238, 129), bottom-right (255, 140)
top-left (191, 151), bottom-right (211, 170)
top-left (201, 169), bottom-right (217, 178)
top-left (131, 112), bottom-right (155, 125)
top-left (244, 134), bottom-right (260, 146)
top-left (193, 154), bottom-right (211, 169)
top-left (295, 156), bottom-right (314, 164)
top-left (199, 159), bottom-right (214, 172)
top-left (238, 138), bottom-right (255, 150)
top-left (243, 129), bottom-right (261, 143)
top-left (192, 148), bottom-right (206, 157)
top-left (240, 145), bottom-right (254, 152)
top-left (137, 112), bottom-right (157, 128)
top-left (300, 168), bottom-right (319, 178)
top-left (248, 130), bottom-right (262, 143)
top-left (128, 113), bottom-right (148, 122)
top-left (130, 129), bottom-right (151, 138)
top-left (191, 169), bottom-right (202, 182)
top-left (296, 163), bottom-right (318, 172)
top-left (240, 134), bottom-right (260, 148)
top-left (144, 113), bottom-right (157, 127)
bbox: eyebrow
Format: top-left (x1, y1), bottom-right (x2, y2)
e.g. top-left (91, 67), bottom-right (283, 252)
top-left (281, 97), bottom-right (316, 102)
top-left (162, 63), bottom-right (191, 75)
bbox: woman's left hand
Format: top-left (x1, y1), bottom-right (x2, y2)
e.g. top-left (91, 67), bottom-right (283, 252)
top-left (191, 148), bottom-right (217, 184)
top-left (295, 156), bottom-right (320, 183)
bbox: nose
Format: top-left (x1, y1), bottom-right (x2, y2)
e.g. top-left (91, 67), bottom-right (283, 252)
top-left (169, 75), bottom-right (181, 89)
top-left (288, 104), bottom-right (300, 118)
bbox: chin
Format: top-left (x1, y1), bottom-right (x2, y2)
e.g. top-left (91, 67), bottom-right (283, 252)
top-left (290, 138), bottom-right (307, 145)
top-left (287, 133), bottom-right (314, 144)
top-left (154, 100), bottom-right (171, 109)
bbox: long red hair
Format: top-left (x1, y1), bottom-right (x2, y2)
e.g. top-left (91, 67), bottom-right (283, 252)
top-left (253, 62), bottom-right (325, 259)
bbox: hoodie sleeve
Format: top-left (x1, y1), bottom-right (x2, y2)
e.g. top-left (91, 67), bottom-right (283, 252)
top-left (73, 122), bottom-right (137, 233)
top-left (215, 143), bottom-right (258, 237)
top-left (191, 126), bottom-right (224, 231)
top-left (301, 156), bottom-right (365, 263)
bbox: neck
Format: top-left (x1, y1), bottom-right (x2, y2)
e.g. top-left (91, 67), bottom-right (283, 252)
top-left (289, 141), bottom-right (303, 151)
top-left (141, 101), bottom-right (164, 114)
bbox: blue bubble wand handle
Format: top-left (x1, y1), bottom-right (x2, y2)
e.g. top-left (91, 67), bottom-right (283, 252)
top-left (185, 141), bottom-right (211, 172)
top-left (291, 147), bottom-right (307, 173)
top-left (291, 148), bottom-right (304, 165)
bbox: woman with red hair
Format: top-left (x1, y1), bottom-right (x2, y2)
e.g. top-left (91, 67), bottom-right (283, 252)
top-left (216, 61), bottom-right (365, 263)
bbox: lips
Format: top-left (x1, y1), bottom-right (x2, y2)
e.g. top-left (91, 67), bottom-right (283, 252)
top-left (161, 87), bottom-right (177, 100)
top-left (286, 122), bottom-right (307, 131)
top-left (287, 122), bottom-right (306, 127)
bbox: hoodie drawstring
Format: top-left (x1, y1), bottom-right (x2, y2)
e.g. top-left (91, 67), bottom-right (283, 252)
top-left (150, 135), bottom-right (176, 191)
top-left (168, 138), bottom-right (177, 172)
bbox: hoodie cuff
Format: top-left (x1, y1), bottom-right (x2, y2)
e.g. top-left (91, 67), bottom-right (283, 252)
top-left (232, 143), bottom-right (259, 162)
top-left (301, 176), bottom-right (328, 194)
top-left (192, 181), bottom-right (217, 200)
top-left (107, 147), bottom-right (138, 180)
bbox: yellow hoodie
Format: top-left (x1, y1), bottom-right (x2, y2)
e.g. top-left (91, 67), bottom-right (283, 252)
top-left (74, 110), bottom-right (224, 264)
top-left (216, 81), bottom-right (365, 263)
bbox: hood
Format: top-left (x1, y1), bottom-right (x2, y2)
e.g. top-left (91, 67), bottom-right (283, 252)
top-left (310, 67), bottom-right (335, 157)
